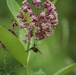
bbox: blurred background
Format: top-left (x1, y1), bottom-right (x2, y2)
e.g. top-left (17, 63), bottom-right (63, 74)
top-left (0, 0), bottom-right (76, 75)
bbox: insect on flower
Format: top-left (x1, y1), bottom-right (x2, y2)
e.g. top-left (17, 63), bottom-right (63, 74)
top-left (26, 42), bottom-right (43, 54)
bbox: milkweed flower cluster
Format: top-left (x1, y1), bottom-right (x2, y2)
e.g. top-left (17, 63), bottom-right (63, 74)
top-left (17, 0), bottom-right (58, 40)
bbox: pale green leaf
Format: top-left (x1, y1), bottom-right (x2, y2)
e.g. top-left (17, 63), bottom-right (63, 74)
top-left (52, 0), bottom-right (57, 4)
top-left (6, 0), bottom-right (28, 49)
top-left (0, 26), bottom-right (27, 65)
top-left (33, 69), bottom-right (46, 75)
top-left (6, 0), bottom-right (20, 23)
top-left (6, 0), bottom-right (42, 62)
top-left (53, 63), bottom-right (76, 75)
top-left (6, 0), bottom-right (31, 24)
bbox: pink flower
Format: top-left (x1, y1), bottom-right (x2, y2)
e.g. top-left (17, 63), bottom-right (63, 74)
top-left (17, 0), bottom-right (58, 40)
top-left (17, 12), bottom-right (26, 22)
top-left (32, 0), bottom-right (41, 4)
top-left (39, 12), bottom-right (46, 19)
top-left (31, 15), bottom-right (38, 22)
top-left (32, 0), bottom-right (41, 8)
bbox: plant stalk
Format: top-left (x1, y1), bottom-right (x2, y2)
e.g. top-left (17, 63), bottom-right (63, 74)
top-left (26, 39), bottom-right (31, 75)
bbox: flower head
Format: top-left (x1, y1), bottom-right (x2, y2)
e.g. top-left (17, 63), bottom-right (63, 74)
top-left (17, 0), bottom-right (58, 41)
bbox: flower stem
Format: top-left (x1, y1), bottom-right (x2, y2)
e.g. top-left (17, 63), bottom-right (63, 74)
top-left (26, 39), bottom-right (31, 75)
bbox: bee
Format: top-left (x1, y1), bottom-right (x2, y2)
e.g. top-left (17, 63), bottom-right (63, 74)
top-left (26, 42), bottom-right (43, 54)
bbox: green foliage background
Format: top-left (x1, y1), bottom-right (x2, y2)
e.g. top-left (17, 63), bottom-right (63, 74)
top-left (0, 0), bottom-right (76, 75)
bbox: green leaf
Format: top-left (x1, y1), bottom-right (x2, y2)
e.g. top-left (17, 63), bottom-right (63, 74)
top-left (0, 26), bottom-right (27, 65)
top-left (6, 0), bottom-right (30, 47)
top-left (33, 69), bottom-right (46, 75)
top-left (6, 0), bottom-right (27, 48)
top-left (6, 0), bottom-right (42, 63)
top-left (52, 0), bottom-right (57, 4)
top-left (6, 0), bottom-right (20, 23)
top-left (53, 63), bottom-right (76, 75)
top-left (6, 0), bottom-right (31, 24)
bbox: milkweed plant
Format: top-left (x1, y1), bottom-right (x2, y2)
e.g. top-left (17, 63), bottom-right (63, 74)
top-left (0, 0), bottom-right (76, 75)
